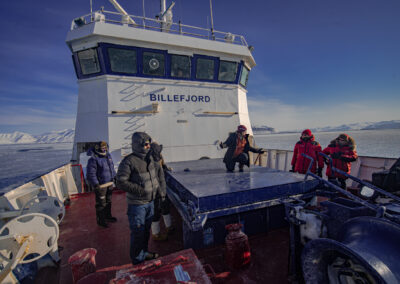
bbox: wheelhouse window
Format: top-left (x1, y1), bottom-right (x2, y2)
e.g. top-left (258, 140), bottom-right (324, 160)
top-left (171, 55), bottom-right (190, 78)
top-left (240, 66), bottom-right (250, 87)
top-left (77, 48), bottom-right (100, 75)
top-left (196, 58), bottom-right (214, 80)
top-left (108, 48), bottom-right (137, 74)
top-left (143, 51), bottom-right (165, 76)
top-left (218, 61), bottom-right (238, 82)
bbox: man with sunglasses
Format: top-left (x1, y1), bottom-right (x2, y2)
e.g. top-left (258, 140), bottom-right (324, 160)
top-left (116, 132), bottom-right (164, 265)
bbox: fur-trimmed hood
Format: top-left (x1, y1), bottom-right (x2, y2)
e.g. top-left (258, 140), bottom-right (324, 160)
top-left (329, 133), bottom-right (356, 150)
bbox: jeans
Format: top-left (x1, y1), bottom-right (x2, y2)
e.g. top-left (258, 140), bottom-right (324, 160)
top-left (225, 153), bottom-right (249, 171)
top-left (127, 202), bottom-right (154, 264)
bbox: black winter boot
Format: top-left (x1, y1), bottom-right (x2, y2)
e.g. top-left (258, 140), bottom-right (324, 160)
top-left (105, 204), bottom-right (117, 223)
top-left (96, 211), bottom-right (108, 228)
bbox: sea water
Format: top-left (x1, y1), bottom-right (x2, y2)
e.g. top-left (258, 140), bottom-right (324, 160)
top-left (0, 143), bottom-right (72, 194)
top-left (254, 129), bottom-right (400, 158)
top-left (0, 129), bottom-right (399, 192)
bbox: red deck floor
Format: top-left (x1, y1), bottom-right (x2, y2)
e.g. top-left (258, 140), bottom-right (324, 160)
top-left (35, 190), bottom-right (290, 284)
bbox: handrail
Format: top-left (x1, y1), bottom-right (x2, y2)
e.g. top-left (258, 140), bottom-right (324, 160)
top-left (301, 153), bottom-right (400, 223)
top-left (111, 110), bottom-right (158, 114)
top-left (318, 152), bottom-right (400, 203)
top-left (202, 111), bottom-right (238, 115)
top-left (71, 10), bottom-right (249, 47)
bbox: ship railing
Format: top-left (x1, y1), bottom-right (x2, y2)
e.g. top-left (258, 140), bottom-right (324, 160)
top-left (71, 10), bottom-right (249, 47)
top-left (252, 149), bottom-right (397, 189)
top-left (0, 163), bottom-right (79, 215)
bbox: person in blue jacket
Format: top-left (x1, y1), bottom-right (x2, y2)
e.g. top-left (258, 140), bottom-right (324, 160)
top-left (86, 141), bottom-right (117, 228)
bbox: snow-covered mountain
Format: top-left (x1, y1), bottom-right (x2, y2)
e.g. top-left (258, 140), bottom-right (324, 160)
top-left (0, 120), bottom-right (399, 144)
top-left (0, 132), bottom-right (37, 144)
top-left (308, 120), bottom-right (400, 133)
top-left (35, 129), bottom-right (75, 143)
top-left (252, 120), bottom-right (400, 135)
top-left (0, 129), bottom-right (74, 144)
top-left (361, 120), bottom-right (400, 130)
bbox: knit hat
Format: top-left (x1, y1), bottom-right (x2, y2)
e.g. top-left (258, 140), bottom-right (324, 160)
top-left (237, 125), bottom-right (247, 132)
top-left (302, 129), bottom-right (312, 136)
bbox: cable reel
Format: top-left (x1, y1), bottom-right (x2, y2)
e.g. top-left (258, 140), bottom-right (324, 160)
top-left (20, 196), bottom-right (65, 224)
top-left (302, 216), bottom-right (400, 283)
top-left (0, 213), bottom-right (59, 283)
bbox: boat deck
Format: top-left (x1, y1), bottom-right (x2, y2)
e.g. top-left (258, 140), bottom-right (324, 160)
top-left (166, 158), bottom-right (318, 213)
top-left (35, 190), bottom-right (290, 283)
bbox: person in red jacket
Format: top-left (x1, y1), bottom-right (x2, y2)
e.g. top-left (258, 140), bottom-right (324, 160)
top-left (322, 133), bottom-right (358, 189)
top-left (291, 129), bottom-right (324, 176)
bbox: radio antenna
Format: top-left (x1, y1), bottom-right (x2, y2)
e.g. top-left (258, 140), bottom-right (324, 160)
top-left (209, 0), bottom-right (215, 40)
top-left (90, 0), bottom-right (93, 21)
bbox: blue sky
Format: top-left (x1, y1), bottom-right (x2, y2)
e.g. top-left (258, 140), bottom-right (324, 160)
top-left (0, 0), bottom-right (399, 134)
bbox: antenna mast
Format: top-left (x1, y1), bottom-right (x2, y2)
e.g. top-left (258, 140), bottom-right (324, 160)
top-left (142, 0), bottom-right (146, 27)
top-left (209, 0), bottom-right (215, 40)
top-left (90, 0), bottom-right (93, 21)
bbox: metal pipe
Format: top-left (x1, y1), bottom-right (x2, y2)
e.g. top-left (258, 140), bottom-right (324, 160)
top-left (319, 152), bottom-right (400, 203)
top-left (111, 110), bottom-right (159, 114)
top-left (209, 0), bottom-right (215, 40)
top-left (202, 111), bottom-right (238, 115)
top-left (108, 0), bottom-right (136, 25)
top-left (302, 154), bottom-right (400, 223)
top-left (142, 0), bottom-right (146, 28)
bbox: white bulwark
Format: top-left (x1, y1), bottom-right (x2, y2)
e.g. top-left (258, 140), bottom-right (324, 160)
top-left (66, 9), bottom-right (256, 164)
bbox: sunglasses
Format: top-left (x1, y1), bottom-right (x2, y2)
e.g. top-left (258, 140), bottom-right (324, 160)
top-left (142, 142), bottom-right (150, 147)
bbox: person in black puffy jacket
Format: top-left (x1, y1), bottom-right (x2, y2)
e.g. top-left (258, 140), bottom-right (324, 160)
top-left (86, 141), bottom-right (117, 228)
top-left (116, 132), bottom-right (164, 265)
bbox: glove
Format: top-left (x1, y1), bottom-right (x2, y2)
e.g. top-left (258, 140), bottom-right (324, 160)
top-left (331, 152), bottom-right (342, 159)
top-left (289, 165), bottom-right (295, 172)
top-left (258, 149), bottom-right (265, 154)
top-left (317, 167), bottom-right (322, 177)
top-left (340, 156), bottom-right (356, 162)
top-left (163, 164), bottom-right (172, 171)
top-left (219, 142), bottom-right (224, 149)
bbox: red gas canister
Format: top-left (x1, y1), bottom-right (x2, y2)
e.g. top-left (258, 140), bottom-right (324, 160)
top-left (225, 223), bottom-right (251, 269)
top-left (68, 248), bottom-right (97, 283)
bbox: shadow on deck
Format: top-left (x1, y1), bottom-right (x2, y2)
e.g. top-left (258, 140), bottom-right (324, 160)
top-left (35, 190), bottom-right (290, 284)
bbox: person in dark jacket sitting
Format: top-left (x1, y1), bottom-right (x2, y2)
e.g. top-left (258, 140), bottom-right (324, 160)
top-left (322, 133), bottom-right (358, 189)
top-left (291, 129), bottom-right (324, 176)
top-left (86, 141), bottom-right (117, 228)
top-left (116, 132), bottom-right (165, 265)
top-left (220, 125), bottom-right (265, 172)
